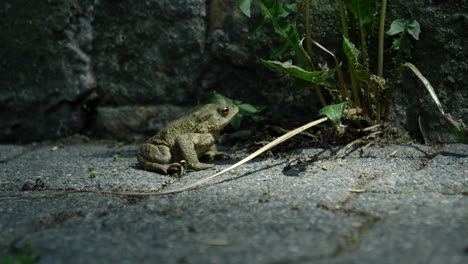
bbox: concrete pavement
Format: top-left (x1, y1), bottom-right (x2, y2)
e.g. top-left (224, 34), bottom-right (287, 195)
top-left (1, 141), bottom-right (467, 263)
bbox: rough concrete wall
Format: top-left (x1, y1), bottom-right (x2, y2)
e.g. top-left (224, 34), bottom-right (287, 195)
top-left (0, 0), bottom-right (466, 143)
top-left (1, 0), bottom-right (98, 142)
top-left (1, 0), bottom-right (209, 142)
top-left (387, 0), bottom-right (468, 142)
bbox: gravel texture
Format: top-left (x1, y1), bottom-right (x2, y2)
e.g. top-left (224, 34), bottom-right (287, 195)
top-left (0, 142), bottom-right (467, 263)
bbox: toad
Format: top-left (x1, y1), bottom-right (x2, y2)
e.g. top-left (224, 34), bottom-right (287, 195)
top-left (137, 99), bottom-right (239, 175)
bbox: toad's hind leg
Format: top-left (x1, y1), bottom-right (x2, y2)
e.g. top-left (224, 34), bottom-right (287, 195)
top-left (137, 143), bottom-right (182, 175)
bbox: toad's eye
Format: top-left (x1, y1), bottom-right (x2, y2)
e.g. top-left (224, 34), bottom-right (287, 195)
top-left (220, 106), bottom-right (230, 117)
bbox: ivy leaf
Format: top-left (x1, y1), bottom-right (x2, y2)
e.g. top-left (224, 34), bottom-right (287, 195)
top-left (390, 37), bottom-right (413, 59)
top-left (387, 18), bottom-right (420, 40)
top-left (343, 37), bottom-right (360, 64)
top-left (238, 0), bottom-right (253, 17)
top-left (399, 37), bottom-right (413, 58)
top-left (389, 37), bottom-right (401, 51)
top-left (407, 19), bottom-right (421, 40)
top-left (386, 18), bottom-right (406, 36)
top-left (319, 102), bottom-right (349, 124)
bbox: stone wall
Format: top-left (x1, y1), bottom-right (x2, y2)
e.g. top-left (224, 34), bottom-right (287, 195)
top-left (1, 0), bottom-right (466, 143)
top-left (387, 0), bottom-right (467, 142)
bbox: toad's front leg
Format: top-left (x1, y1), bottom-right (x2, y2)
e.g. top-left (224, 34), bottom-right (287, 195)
top-left (204, 144), bottom-right (230, 160)
top-left (173, 133), bottom-right (217, 171)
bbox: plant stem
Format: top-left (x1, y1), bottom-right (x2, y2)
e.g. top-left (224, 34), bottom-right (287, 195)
top-left (377, 0), bottom-right (387, 77)
top-left (311, 39), bottom-right (348, 100)
top-left (305, 0), bottom-right (313, 58)
top-left (293, 0), bottom-right (305, 25)
top-left (336, 0), bottom-right (349, 38)
top-left (359, 23), bottom-right (368, 65)
top-left (337, 0), bottom-right (359, 107)
top-left (375, 0), bottom-right (388, 119)
top-left (315, 86), bottom-right (327, 108)
top-left (305, 0), bottom-right (326, 107)
top-left (349, 63), bottom-right (360, 107)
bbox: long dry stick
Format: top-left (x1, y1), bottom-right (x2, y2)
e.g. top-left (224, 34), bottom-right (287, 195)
top-left (403, 63), bottom-right (465, 130)
top-left (157, 117), bottom-right (329, 195)
top-left (7, 117), bottom-right (330, 199)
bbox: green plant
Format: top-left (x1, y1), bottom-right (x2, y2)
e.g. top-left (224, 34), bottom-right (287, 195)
top-left (387, 18), bottom-right (421, 65)
top-left (112, 154), bottom-right (121, 161)
top-left (238, 0), bottom-right (336, 107)
top-left (319, 102), bottom-right (349, 124)
top-left (0, 241), bottom-right (39, 264)
top-left (343, 0), bottom-right (376, 65)
top-left (89, 169), bottom-right (97, 178)
top-left (239, 0), bottom-right (464, 132)
top-left (452, 128), bottom-right (468, 144)
top-left (237, 0), bottom-right (383, 121)
top-left (204, 91), bottom-right (266, 129)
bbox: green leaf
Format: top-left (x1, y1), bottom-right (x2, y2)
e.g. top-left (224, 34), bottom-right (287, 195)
top-left (319, 102), bottom-right (349, 123)
top-left (452, 127), bottom-right (468, 144)
top-left (89, 170), bottom-right (97, 178)
top-left (205, 91), bottom-right (225, 103)
top-left (203, 92), bottom-right (265, 129)
top-left (238, 103), bottom-right (266, 114)
top-left (249, 13), bottom-right (267, 32)
top-left (345, 0), bottom-right (375, 26)
top-left (343, 37), bottom-right (360, 64)
top-left (271, 39), bottom-right (289, 57)
top-left (1, 241), bottom-right (39, 264)
top-left (250, 115), bottom-right (265, 121)
top-left (205, 91), bottom-right (242, 105)
top-left (354, 69), bottom-right (371, 86)
top-left (399, 37), bottom-right (413, 58)
top-left (276, 5), bottom-right (292, 18)
top-left (260, 59), bottom-right (337, 87)
top-left (230, 116), bottom-right (242, 129)
top-left (256, 0), bottom-right (309, 69)
top-left (386, 18), bottom-right (406, 36)
top-left (260, 0), bottom-right (293, 19)
top-left (387, 18), bottom-right (420, 40)
top-left (238, 0), bottom-right (253, 17)
top-left (285, 3), bottom-right (297, 14)
top-left (389, 37), bottom-right (401, 51)
top-left (407, 19), bottom-right (421, 40)
top-left (389, 36), bottom-right (413, 59)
